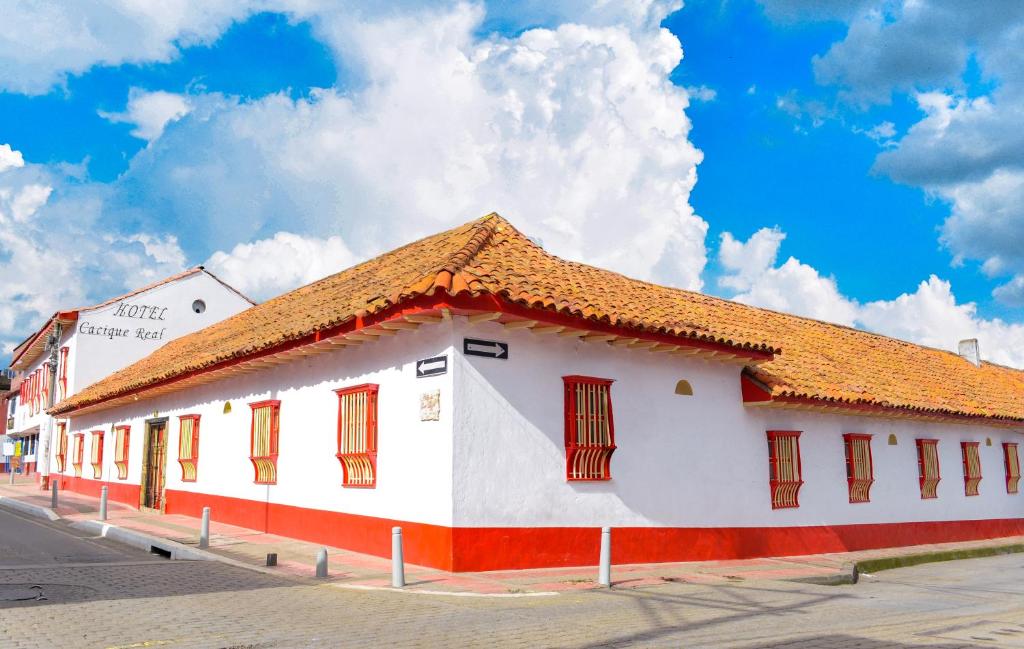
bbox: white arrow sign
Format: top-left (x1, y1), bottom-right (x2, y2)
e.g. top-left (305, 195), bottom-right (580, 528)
top-left (416, 355), bottom-right (448, 377)
top-left (463, 338), bottom-right (509, 359)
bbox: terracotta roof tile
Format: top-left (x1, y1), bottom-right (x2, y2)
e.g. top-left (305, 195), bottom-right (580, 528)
top-left (53, 213), bottom-right (1024, 422)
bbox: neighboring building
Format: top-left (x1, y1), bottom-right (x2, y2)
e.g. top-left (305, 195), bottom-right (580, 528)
top-left (0, 371), bottom-right (13, 474)
top-left (49, 214), bottom-right (1024, 571)
top-left (8, 268), bottom-right (253, 488)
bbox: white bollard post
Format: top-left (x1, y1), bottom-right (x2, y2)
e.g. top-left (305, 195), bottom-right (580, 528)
top-left (99, 485), bottom-right (108, 521)
top-left (392, 527), bottom-right (405, 588)
top-left (9, 467), bottom-right (14, 485)
top-left (50, 480), bottom-right (58, 509)
top-left (199, 506), bottom-right (211, 549)
top-left (315, 547), bottom-right (328, 578)
top-left (598, 526), bottom-right (612, 587)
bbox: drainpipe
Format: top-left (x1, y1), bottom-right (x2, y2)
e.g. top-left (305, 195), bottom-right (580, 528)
top-left (37, 323), bottom-right (62, 490)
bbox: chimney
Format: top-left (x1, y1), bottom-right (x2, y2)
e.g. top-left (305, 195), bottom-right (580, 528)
top-left (958, 338), bottom-right (980, 367)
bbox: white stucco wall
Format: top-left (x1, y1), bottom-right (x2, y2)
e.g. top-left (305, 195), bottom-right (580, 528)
top-left (72, 272), bottom-right (253, 392)
top-left (451, 318), bottom-right (1024, 528)
top-left (62, 322), bottom-right (456, 526)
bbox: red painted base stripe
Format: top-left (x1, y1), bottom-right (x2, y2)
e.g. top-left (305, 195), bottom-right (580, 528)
top-left (53, 474), bottom-right (141, 508)
top-left (158, 489), bottom-right (1024, 572)
top-left (164, 489), bottom-right (454, 571)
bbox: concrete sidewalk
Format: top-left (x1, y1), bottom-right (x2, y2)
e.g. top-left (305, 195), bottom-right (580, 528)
top-left (1, 478), bottom-right (1021, 596)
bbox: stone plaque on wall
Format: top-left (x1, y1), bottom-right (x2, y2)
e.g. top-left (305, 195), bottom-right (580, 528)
top-left (420, 390), bottom-right (440, 421)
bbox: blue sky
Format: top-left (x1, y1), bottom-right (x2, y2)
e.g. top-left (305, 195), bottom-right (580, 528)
top-left (2, 0), bottom-right (1024, 365)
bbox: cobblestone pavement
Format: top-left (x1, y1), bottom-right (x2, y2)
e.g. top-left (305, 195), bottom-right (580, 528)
top-left (0, 547), bottom-right (1022, 649)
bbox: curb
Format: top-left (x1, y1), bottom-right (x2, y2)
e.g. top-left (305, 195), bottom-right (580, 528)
top-left (69, 519), bottom-right (216, 562)
top-left (855, 543), bottom-right (1024, 576)
top-left (0, 495), bottom-right (60, 522)
top-left (66, 519), bottom-right (289, 579)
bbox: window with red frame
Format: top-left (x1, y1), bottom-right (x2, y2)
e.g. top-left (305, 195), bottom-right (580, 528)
top-left (72, 432), bottom-right (84, 478)
top-left (30, 369), bottom-right (38, 415)
top-left (843, 433), bottom-right (874, 503)
top-left (916, 439), bottom-right (940, 499)
top-left (55, 422), bottom-right (67, 473)
top-left (1004, 443), bottom-right (1021, 494)
top-left (40, 364), bottom-right (49, 410)
top-left (767, 430), bottom-right (803, 508)
top-left (90, 430), bottom-right (104, 479)
top-left (177, 415), bottom-right (200, 482)
top-left (336, 384), bottom-right (379, 487)
top-left (113, 425), bottom-right (130, 480)
top-left (563, 376), bottom-right (616, 481)
top-left (961, 441), bottom-right (982, 496)
top-left (249, 401), bottom-right (280, 484)
top-left (58, 347), bottom-right (69, 400)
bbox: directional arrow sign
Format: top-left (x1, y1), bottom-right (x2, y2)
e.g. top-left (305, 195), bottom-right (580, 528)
top-left (463, 338), bottom-right (509, 360)
top-left (416, 355), bottom-right (448, 378)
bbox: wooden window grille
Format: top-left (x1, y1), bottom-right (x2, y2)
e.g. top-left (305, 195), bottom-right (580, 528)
top-left (72, 433), bottom-right (84, 477)
top-left (177, 415), bottom-right (201, 482)
top-left (843, 433), bottom-right (874, 503)
top-left (40, 365), bottom-right (49, 411)
top-left (961, 441), bottom-right (982, 497)
top-left (916, 439), bottom-right (940, 499)
top-left (30, 369), bottom-right (38, 415)
top-left (55, 422), bottom-right (68, 473)
top-left (58, 346), bottom-right (69, 400)
top-left (563, 376), bottom-right (616, 481)
top-left (113, 425), bottom-right (130, 480)
top-left (90, 430), bottom-right (104, 479)
top-left (767, 430), bottom-right (803, 508)
top-left (249, 401), bottom-right (280, 484)
top-left (1004, 443), bottom-right (1021, 495)
top-left (335, 384), bottom-right (379, 488)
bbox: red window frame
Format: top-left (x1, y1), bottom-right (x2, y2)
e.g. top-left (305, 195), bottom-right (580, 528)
top-left (563, 376), bottom-right (616, 481)
top-left (40, 364), bottom-right (49, 411)
top-left (961, 441), bottom-right (982, 497)
top-left (58, 346), bottom-right (69, 400)
top-left (113, 425), bottom-right (130, 480)
top-left (249, 400), bottom-right (280, 484)
top-left (177, 415), bottom-right (201, 482)
top-left (335, 384), bottom-right (379, 488)
top-left (767, 430), bottom-right (803, 509)
top-left (916, 438), bottom-right (941, 499)
top-left (843, 433), bottom-right (874, 503)
top-left (72, 432), bottom-right (84, 477)
top-left (1004, 442), bottom-right (1020, 495)
top-left (55, 422), bottom-right (68, 473)
top-left (90, 430), bottom-right (104, 479)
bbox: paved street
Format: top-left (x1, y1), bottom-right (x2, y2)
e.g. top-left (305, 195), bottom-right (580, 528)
top-left (0, 508), bottom-right (1022, 648)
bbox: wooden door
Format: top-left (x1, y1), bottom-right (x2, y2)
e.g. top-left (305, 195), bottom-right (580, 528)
top-left (141, 420), bottom-right (167, 510)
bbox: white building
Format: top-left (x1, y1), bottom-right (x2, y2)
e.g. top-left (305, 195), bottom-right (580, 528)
top-left (8, 267), bottom-right (253, 488)
top-left (49, 215), bottom-right (1024, 571)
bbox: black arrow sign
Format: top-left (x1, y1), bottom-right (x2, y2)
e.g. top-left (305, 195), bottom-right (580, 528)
top-left (464, 338), bottom-right (509, 359)
top-left (416, 355), bottom-right (448, 378)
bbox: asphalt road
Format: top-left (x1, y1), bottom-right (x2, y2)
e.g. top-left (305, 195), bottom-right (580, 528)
top-left (0, 508), bottom-right (157, 568)
top-left (0, 507), bottom-right (1023, 648)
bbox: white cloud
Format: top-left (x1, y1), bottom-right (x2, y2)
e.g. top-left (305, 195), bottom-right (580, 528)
top-left (7, 184), bottom-right (53, 222)
top-left (205, 232), bottom-right (357, 300)
top-left (719, 227), bottom-right (1024, 367)
top-left (718, 227), bottom-right (858, 325)
top-left (859, 276), bottom-right (1024, 368)
top-left (101, 3), bottom-right (708, 293)
top-left (685, 85), bottom-right (716, 102)
top-left (0, 143), bottom-right (25, 172)
top-left (100, 89), bottom-right (192, 141)
top-left (0, 1), bottom-right (257, 94)
top-left (854, 120), bottom-right (895, 144)
top-left (0, 146), bottom-right (187, 350)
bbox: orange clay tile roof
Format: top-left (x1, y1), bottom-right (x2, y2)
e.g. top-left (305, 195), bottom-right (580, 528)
top-left (53, 213), bottom-right (1024, 423)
